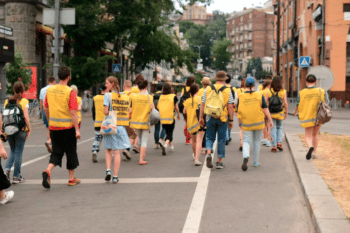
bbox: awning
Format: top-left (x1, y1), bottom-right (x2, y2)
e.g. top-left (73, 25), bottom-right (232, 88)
top-left (36, 24), bottom-right (53, 35)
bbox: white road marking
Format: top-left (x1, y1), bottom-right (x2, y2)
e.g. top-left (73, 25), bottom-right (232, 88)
top-left (182, 139), bottom-right (217, 233)
top-left (11, 137), bottom-right (94, 170)
top-left (22, 177), bottom-right (199, 185)
top-left (231, 132), bottom-right (239, 134)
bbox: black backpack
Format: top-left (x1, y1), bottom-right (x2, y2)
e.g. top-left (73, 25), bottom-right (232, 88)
top-left (153, 91), bottom-right (162, 110)
top-left (268, 89), bottom-right (283, 113)
top-left (179, 88), bottom-right (191, 114)
top-left (2, 101), bottom-right (26, 135)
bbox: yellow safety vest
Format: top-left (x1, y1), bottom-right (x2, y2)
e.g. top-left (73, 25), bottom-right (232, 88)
top-left (238, 92), bottom-right (265, 131)
top-left (130, 86), bottom-right (140, 94)
top-left (184, 96), bottom-right (201, 134)
top-left (130, 94), bottom-right (153, 129)
top-left (158, 94), bottom-right (175, 124)
top-left (46, 85), bottom-right (73, 128)
top-left (93, 94), bottom-right (105, 127)
top-left (111, 92), bottom-right (130, 126)
top-left (258, 84), bottom-right (263, 91)
top-left (198, 88), bottom-right (205, 98)
top-left (266, 88), bottom-right (286, 120)
top-left (205, 84), bottom-right (231, 122)
top-left (77, 96), bottom-right (82, 123)
top-left (298, 87), bottom-right (325, 128)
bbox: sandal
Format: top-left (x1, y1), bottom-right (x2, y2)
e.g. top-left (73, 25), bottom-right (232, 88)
top-left (277, 143), bottom-right (283, 151)
top-left (239, 146), bottom-right (243, 151)
top-left (139, 161), bottom-right (148, 165)
top-left (271, 147), bottom-right (277, 152)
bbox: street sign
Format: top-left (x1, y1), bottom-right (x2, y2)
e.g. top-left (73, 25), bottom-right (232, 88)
top-left (299, 56), bottom-right (310, 67)
top-left (43, 8), bottom-right (76, 25)
top-left (112, 64), bottom-right (122, 73)
top-left (0, 25), bottom-right (13, 36)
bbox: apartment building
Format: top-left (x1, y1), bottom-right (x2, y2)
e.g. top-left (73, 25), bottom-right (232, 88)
top-left (273, 0), bottom-right (350, 102)
top-left (226, 7), bottom-right (274, 75)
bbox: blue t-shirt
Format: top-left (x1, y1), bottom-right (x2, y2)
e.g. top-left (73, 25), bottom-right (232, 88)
top-left (39, 85), bottom-right (53, 101)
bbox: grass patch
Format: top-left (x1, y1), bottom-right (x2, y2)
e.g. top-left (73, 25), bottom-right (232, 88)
top-left (299, 133), bottom-right (350, 218)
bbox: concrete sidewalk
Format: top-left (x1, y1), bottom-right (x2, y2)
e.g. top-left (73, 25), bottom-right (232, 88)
top-left (285, 133), bottom-right (350, 233)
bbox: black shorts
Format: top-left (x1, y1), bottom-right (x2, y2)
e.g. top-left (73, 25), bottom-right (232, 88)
top-left (0, 159), bottom-right (11, 191)
top-left (49, 127), bottom-right (79, 170)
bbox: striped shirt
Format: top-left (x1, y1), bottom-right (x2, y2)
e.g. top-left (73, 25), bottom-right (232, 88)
top-left (201, 88), bottom-right (234, 104)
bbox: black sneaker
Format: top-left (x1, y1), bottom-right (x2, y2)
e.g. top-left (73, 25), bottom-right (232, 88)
top-left (112, 176), bottom-right (119, 184)
top-left (216, 162), bottom-right (224, 169)
top-left (242, 158), bottom-right (249, 171)
top-left (206, 154), bottom-right (213, 168)
top-left (12, 175), bottom-right (25, 184)
top-left (225, 140), bottom-right (229, 145)
top-left (105, 170), bottom-right (111, 182)
top-left (42, 171), bottom-right (50, 189)
top-left (122, 149), bottom-right (131, 161)
top-left (160, 143), bottom-right (166, 156)
top-left (306, 147), bottom-right (314, 160)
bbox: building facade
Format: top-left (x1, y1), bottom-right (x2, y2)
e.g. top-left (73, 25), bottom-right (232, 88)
top-left (273, 0), bottom-right (350, 102)
top-left (226, 7), bottom-right (274, 75)
top-left (179, 3), bottom-right (213, 25)
top-left (0, 0), bottom-right (53, 100)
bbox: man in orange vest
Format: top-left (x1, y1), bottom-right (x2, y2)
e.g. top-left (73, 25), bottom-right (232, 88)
top-left (42, 67), bottom-right (81, 189)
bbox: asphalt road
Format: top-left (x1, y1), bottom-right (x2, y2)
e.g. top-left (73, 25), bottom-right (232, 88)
top-left (0, 115), bottom-right (336, 233)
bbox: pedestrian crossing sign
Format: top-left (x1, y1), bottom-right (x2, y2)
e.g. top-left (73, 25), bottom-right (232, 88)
top-left (112, 64), bottom-right (122, 73)
top-left (299, 56), bottom-right (310, 67)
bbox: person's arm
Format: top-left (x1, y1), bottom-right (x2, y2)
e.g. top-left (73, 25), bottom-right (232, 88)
top-left (23, 106), bottom-right (31, 140)
top-left (294, 93), bottom-right (300, 116)
top-left (68, 91), bottom-right (80, 139)
top-left (199, 88), bottom-right (207, 127)
top-left (265, 92), bottom-right (269, 106)
top-left (283, 93), bottom-right (288, 119)
top-left (183, 106), bottom-right (187, 115)
top-left (78, 101), bottom-right (82, 111)
top-left (263, 108), bottom-right (273, 129)
top-left (105, 106), bottom-right (110, 116)
top-left (39, 99), bottom-right (43, 112)
top-left (227, 103), bottom-right (234, 129)
top-left (0, 139), bottom-right (7, 160)
top-left (175, 104), bottom-right (180, 120)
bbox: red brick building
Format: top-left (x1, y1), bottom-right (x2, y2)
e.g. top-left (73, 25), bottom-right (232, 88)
top-left (226, 7), bottom-right (274, 75)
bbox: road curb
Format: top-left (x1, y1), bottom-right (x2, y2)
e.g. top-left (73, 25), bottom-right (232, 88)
top-left (285, 133), bottom-right (350, 233)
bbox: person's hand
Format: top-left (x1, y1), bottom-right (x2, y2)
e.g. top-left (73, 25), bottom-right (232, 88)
top-left (228, 122), bottom-right (233, 129)
top-left (76, 130), bottom-right (81, 139)
top-left (293, 110), bottom-right (298, 116)
top-left (25, 130), bottom-right (31, 141)
top-left (177, 115), bottom-right (180, 120)
top-left (0, 147), bottom-right (7, 159)
top-left (269, 121), bottom-right (274, 129)
top-left (284, 114), bottom-right (288, 120)
top-left (199, 118), bottom-right (205, 127)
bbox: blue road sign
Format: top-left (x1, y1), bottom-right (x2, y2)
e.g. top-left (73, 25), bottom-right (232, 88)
top-left (112, 64), bottom-right (122, 73)
top-left (299, 56), bottom-right (310, 67)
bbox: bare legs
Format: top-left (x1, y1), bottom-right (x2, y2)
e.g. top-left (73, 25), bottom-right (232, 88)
top-left (304, 125), bottom-right (322, 153)
top-left (195, 131), bottom-right (205, 161)
top-left (191, 134), bottom-right (197, 156)
top-left (105, 149), bottom-right (121, 177)
top-left (139, 147), bottom-right (147, 163)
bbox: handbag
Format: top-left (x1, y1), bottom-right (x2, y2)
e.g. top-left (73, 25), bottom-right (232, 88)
top-left (195, 96), bottom-right (206, 127)
top-left (315, 88), bottom-right (332, 126)
top-left (147, 94), bottom-right (160, 126)
top-left (100, 93), bottom-right (118, 135)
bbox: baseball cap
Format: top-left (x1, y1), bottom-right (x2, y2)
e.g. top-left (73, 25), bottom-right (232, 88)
top-left (245, 76), bottom-right (255, 86)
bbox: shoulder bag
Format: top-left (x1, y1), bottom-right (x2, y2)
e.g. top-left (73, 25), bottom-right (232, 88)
top-left (148, 94), bottom-right (160, 126)
top-left (315, 88), bottom-right (332, 125)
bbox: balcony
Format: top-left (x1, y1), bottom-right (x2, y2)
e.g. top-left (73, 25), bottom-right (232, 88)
top-left (231, 30), bottom-right (235, 36)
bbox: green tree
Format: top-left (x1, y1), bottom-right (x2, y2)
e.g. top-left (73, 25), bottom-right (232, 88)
top-left (212, 39), bottom-right (231, 71)
top-left (6, 51), bottom-right (31, 95)
top-left (245, 57), bottom-right (263, 79)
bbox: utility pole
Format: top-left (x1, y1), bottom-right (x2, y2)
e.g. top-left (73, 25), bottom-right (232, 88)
top-left (321, 0), bottom-right (325, 65)
top-left (53, 0), bottom-right (60, 81)
top-left (276, 0), bottom-right (281, 76)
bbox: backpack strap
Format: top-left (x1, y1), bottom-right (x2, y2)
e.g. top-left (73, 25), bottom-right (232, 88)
top-left (210, 84), bottom-right (218, 94)
top-left (229, 87), bottom-right (235, 100)
top-left (218, 86), bottom-right (227, 92)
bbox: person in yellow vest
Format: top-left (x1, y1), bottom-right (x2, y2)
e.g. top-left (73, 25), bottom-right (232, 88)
top-left (258, 75), bottom-right (272, 91)
top-left (266, 76), bottom-right (288, 152)
top-left (198, 77), bottom-right (211, 154)
top-left (129, 80), bottom-right (154, 165)
top-left (181, 76), bottom-right (195, 145)
top-left (91, 83), bottom-right (108, 163)
top-left (183, 83), bottom-right (204, 166)
top-left (103, 76), bottom-right (131, 183)
top-left (225, 74), bottom-right (236, 145)
top-left (122, 79), bottom-right (137, 160)
top-left (3, 81), bottom-right (31, 183)
top-left (158, 83), bottom-right (181, 155)
top-left (199, 71), bottom-right (234, 169)
top-left (70, 85), bottom-right (82, 129)
top-left (237, 76), bottom-right (273, 171)
top-left (42, 67), bottom-right (81, 189)
top-left (130, 74), bottom-right (143, 94)
top-left (260, 80), bottom-right (272, 147)
top-left (294, 74), bottom-right (325, 160)
top-left (235, 78), bottom-right (247, 151)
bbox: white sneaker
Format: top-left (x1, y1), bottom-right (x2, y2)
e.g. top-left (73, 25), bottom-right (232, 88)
top-left (194, 160), bottom-right (202, 166)
top-left (312, 153), bottom-right (318, 159)
top-left (170, 145), bottom-right (174, 152)
top-left (155, 143), bottom-right (160, 149)
top-left (192, 153), bottom-right (195, 160)
top-left (0, 190), bottom-right (14, 205)
top-left (261, 139), bottom-right (267, 145)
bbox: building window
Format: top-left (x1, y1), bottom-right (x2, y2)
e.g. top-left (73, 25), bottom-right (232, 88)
top-left (199, 14), bottom-right (201, 19)
top-left (241, 16), bottom-right (243, 22)
top-left (249, 13), bottom-right (252, 19)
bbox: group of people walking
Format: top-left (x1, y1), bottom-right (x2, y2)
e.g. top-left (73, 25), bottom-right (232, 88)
top-left (0, 67), bottom-right (327, 205)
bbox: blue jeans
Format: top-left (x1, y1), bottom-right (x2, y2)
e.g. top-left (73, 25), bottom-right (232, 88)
top-left (154, 121), bottom-right (166, 144)
top-left (5, 131), bottom-right (27, 177)
top-left (42, 111), bottom-right (49, 128)
top-left (206, 117), bottom-right (228, 159)
top-left (226, 128), bottom-right (231, 141)
top-left (243, 130), bottom-right (263, 166)
top-left (271, 119), bottom-right (283, 147)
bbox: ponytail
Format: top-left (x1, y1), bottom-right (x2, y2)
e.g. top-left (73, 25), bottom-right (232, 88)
top-left (9, 81), bottom-right (25, 103)
top-left (249, 83), bottom-right (254, 94)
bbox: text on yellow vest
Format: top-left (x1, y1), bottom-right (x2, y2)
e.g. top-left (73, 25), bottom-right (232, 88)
top-left (298, 87), bottom-right (325, 128)
top-left (111, 92), bottom-right (130, 126)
